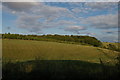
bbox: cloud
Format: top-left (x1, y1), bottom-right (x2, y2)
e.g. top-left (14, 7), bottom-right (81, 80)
top-left (3, 1), bottom-right (118, 41)
top-left (16, 14), bottom-right (42, 29)
top-left (99, 35), bottom-right (118, 42)
top-left (3, 2), bottom-right (72, 17)
top-left (3, 2), bottom-right (76, 33)
top-left (32, 4), bottom-right (74, 21)
top-left (0, 2), bottom-right (1, 11)
top-left (3, 2), bottom-right (39, 12)
top-left (3, 0), bottom-right (38, 2)
top-left (65, 25), bottom-right (86, 34)
top-left (2, 0), bottom-right (120, 2)
top-left (64, 26), bottom-right (96, 36)
top-left (103, 30), bottom-right (118, 34)
top-left (81, 14), bottom-right (118, 29)
top-left (82, 32), bottom-right (96, 36)
top-left (71, 7), bottom-right (90, 13)
top-left (16, 12), bottom-right (76, 33)
top-left (84, 2), bottom-right (117, 10)
top-left (70, 2), bottom-right (117, 14)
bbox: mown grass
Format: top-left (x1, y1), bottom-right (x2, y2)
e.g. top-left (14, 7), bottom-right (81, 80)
top-left (3, 39), bottom-right (118, 63)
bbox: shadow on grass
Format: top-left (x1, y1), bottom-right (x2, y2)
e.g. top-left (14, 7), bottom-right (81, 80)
top-left (2, 60), bottom-right (120, 80)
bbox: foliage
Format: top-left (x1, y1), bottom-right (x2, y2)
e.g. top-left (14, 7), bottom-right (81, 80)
top-left (2, 33), bottom-right (102, 47)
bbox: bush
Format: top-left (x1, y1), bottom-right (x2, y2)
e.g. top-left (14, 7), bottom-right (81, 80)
top-left (2, 33), bottom-right (102, 47)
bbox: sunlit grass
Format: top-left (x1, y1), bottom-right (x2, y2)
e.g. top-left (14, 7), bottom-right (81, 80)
top-left (3, 39), bottom-right (118, 63)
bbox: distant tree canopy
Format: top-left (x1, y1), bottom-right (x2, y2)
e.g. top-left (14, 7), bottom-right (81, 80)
top-left (2, 33), bottom-right (103, 47)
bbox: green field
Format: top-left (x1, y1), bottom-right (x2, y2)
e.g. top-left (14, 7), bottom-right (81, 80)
top-left (3, 39), bottom-right (118, 63)
top-left (2, 39), bottom-right (120, 80)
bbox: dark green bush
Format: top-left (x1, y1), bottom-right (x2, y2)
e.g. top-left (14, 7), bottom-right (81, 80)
top-left (2, 33), bottom-right (102, 47)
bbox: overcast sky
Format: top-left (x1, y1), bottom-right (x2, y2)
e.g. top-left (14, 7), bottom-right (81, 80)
top-left (2, 2), bottom-right (119, 42)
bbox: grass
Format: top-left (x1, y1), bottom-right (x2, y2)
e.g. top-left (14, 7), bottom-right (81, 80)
top-left (3, 39), bottom-right (118, 63)
top-left (2, 39), bottom-right (120, 80)
top-left (102, 42), bottom-right (119, 48)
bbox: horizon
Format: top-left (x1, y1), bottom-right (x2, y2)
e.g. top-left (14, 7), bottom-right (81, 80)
top-left (1, 2), bottom-right (119, 42)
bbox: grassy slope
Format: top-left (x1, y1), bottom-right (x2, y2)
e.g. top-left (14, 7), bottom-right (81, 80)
top-left (102, 42), bottom-right (119, 48)
top-left (3, 39), bottom-right (118, 63)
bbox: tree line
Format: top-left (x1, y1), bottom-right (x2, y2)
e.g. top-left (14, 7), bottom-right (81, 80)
top-left (2, 33), bottom-right (102, 47)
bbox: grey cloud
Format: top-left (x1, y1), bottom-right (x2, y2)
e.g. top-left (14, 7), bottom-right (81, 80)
top-left (16, 12), bottom-right (76, 33)
top-left (103, 30), bottom-right (118, 34)
top-left (105, 31), bottom-right (114, 34)
top-left (65, 25), bottom-right (86, 34)
top-left (85, 2), bottom-right (117, 10)
top-left (57, 20), bottom-right (76, 25)
top-left (70, 2), bottom-right (117, 14)
top-left (3, 2), bottom-right (73, 19)
top-left (6, 26), bottom-right (11, 30)
top-left (16, 14), bottom-right (42, 33)
top-left (3, 2), bottom-right (39, 12)
top-left (0, 2), bottom-right (1, 10)
top-left (3, 2), bottom-right (118, 35)
top-left (31, 4), bottom-right (74, 21)
top-left (71, 8), bottom-right (89, 13)
top-left (3, 0), bottom-right (37, 2)
top-left (100, 35), bottom-right (118, 42)
top-left (81, 32), bottom-right (96, 36)
top-left (81, 14), bottom-right (118, 29)
top-left (3, 2), bottom-right (76, 33)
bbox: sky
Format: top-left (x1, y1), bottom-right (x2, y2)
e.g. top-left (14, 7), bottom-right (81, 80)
top-left (1, 2), bottom-right (119, 42)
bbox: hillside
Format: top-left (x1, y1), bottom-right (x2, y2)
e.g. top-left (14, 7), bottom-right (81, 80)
top-left (3, 39), bottom-right (118, 63)
top-left (102, 42), bottom-right (119, 48)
